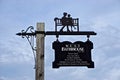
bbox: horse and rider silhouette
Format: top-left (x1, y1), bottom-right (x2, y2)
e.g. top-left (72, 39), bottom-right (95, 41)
top-left (60, 12), bottom-right (76, 32)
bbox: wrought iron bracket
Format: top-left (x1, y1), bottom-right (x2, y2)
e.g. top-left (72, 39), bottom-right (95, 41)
top-left (16, 26), bottom-right (36, 69)
top-left (17, 31), bottom-right (97, 37)
top-left (16, 26), bottom-right (97, 50)
top-left (16, 26), bottom-right (97, 69)
top-left (19, 26), bottom-right (36, 51)
top-left (17, 28), bottom-right (97, 44)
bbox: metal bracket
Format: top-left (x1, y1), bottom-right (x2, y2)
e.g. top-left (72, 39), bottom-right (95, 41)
top-left (16, 26), bottom-right (97, 69)
top-left (17, 26), bottom-right (36, 69)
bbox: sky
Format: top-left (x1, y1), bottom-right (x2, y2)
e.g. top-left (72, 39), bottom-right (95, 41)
top-left (0, 0), bottom-right (120, 80)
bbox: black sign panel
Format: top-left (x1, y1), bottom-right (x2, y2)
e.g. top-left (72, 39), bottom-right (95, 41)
top-left (52, 40), bottom-right (94, 68)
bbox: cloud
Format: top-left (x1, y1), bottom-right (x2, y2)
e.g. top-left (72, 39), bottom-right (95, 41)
top-left (0, 77), bottom-right (6, 80)
top-left (104, 69), bottom-right (120, 80)
top-left (0, 36), bottom-right (35, 64)
top-left (0, 76), bottom-right (34, 80)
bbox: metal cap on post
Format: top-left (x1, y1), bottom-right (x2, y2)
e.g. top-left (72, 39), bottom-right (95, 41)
top-left (36, 23), bottom-right (45, 80)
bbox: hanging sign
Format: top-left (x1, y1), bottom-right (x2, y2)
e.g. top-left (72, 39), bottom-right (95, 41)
top-left (52, 40), bottom-right (94, 68)
top-left (51, 12), bottom-right (96, 68)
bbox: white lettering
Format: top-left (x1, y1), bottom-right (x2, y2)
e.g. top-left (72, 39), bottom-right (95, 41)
top-left (61, 47), bottom-right (84, 53)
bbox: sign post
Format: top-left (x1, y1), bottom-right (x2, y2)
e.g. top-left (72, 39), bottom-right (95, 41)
top-left (36, 23), bottom-right (45, 80)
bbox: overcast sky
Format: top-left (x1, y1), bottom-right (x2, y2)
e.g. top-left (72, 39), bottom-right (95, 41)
top-left (0, 0), bottom-right (120, 80)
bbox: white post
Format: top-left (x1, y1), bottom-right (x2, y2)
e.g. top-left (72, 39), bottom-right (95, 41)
top-left (36, 23), bottom-right (45, 80)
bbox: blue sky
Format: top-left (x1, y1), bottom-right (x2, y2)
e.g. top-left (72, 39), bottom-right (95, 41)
top-left (0, 0), bottom-right (120, 80)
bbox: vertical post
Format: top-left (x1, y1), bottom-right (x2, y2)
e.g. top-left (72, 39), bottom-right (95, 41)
top-left (36, 23), bottom-right (45, 80)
